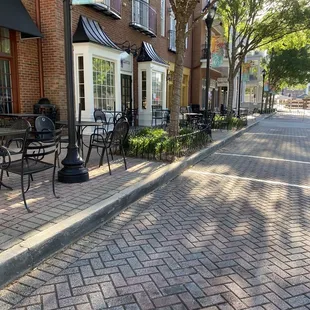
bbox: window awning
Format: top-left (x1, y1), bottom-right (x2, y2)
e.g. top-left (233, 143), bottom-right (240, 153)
top-left (137, 42), bottom-right (167, 66)
top-left (73, 16), bottom-right (121, 51)
top-left (0, 0), bottom-right (42, 39)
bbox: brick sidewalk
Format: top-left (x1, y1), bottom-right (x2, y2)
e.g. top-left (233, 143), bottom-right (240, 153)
top-left (0, 116), bottom-right (261, 256)
top-left (2, 113), bottom-right (310, 310)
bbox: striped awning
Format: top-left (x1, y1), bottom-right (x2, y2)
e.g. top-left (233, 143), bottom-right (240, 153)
top-left (137, 42), bottom-right (167, 65)
top-left (73, 16), bottom-right (121, 50)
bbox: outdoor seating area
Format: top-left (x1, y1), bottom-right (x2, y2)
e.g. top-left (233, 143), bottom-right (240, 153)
top-left (0, 107), bottom-right (253, 216)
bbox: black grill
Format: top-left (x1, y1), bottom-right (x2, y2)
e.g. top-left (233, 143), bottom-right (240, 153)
top-left (33, 98), bottom-right (58, 123)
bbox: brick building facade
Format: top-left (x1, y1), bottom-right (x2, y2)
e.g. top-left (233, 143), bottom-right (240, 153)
top-left (0, 0), bottom-right (225, 125)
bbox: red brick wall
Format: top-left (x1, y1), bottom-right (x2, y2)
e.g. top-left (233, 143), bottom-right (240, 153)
top-left (18, 0), bottom-right (40, 113)
top-left (40, 0), bottom-right (67, 120)
top-left (16, 0), bottom-right (220, 117)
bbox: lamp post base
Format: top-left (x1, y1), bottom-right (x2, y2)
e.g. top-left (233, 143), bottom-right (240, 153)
top-left (58, 146), bottom-right (89, 183)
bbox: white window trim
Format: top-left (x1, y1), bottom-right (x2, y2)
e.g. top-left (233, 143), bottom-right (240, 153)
top-left (73, 42), bottom-right (123, 125)
top-left (138, 62), bottom-right (168, 126)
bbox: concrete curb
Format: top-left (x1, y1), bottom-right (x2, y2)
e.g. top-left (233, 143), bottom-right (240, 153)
top-left (0, 114), bottom-right (273, 288)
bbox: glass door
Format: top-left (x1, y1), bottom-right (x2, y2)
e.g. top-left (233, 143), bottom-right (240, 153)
top-left (121, 74), bottom-right (132, 124)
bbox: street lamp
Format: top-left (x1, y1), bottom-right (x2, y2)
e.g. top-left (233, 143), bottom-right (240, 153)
top-left (58, 0), bottom-right (89, 183)
top-left (204, 4), bottom-right (217, 114)
top-left (261, 69), bottom-right (266, 114)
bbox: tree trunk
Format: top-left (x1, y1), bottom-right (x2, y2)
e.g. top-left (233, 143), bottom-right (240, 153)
top-left (272, 94), bottom-right (275, 110)
top-left (169, 22), bottom-right (186, 137)
top-left (264, 93), bottom-right (269, 112)
top-left (268, 93), bottom-right (272, 112)
top-left (227, 69), bottom-right (235, 111)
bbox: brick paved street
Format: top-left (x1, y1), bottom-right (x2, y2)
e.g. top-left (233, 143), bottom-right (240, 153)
top-left (3, 113), bottom-right (310, 309)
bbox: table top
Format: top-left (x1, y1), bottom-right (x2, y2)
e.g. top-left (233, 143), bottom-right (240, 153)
top-left (56, 120), bottom-right (99, 127)
top-left (0, 128), bottom-right (26, 137)
top-left (0, 113), bottom-right (41, 118)
top-left (184, 113), bottom-right (203, 116)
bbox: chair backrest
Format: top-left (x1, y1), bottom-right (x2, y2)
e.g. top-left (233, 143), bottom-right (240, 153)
top-left (9, 119), bottom-right (31, 140)
top-left (110, 117), bottom-right (129, 146)
top-left (191, 104), bottom-right (201, 113)
top-left (180, 106), bottom-right (187, 114)
top-left (35, 116), bottom-right (55, 140)
top-left (22, 127), bottom-right (62, 161)
top-left (94, 109), bottom-right (106, 122)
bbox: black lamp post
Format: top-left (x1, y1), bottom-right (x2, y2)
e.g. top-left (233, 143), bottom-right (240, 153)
top-left (58, 0), bottom-right (89, 183)
top-left (204, 5), bottom-right (217, 114)
top-left (261, 69), bottom-right (266, 114)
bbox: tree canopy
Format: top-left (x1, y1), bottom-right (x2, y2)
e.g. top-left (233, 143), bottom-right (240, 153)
top-left (217, 0), bottom-right (310, 109)
top-left (267, 46), bottom-right (310, 92)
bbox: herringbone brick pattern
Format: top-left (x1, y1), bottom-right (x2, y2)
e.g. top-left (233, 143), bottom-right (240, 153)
top-left (2, 114), bottom-right (310, 309)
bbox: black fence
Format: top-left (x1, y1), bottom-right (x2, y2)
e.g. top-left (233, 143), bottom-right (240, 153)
top-left (124, 127), bottom-right (211, 162)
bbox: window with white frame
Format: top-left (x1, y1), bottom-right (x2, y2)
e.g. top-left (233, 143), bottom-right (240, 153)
top-left (141, 70), bottom-right (147, 109)
top-left (77, 56), bottom-right (85, 107)
top-left (161, 0), bottom-right (165, 36)
top-left (152, 71), bottom-right (164, 107)
top-left (93, 57), bottom-right (115, 110)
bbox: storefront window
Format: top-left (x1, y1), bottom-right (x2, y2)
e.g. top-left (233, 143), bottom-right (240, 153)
top-left (77, 56), bottom-right (85, 108)
top-left (0, 28), bottom-right (10, 55)
top-left (152, 71), bottom-right (163, 107)
top-left (141, 71), bottom-right (147, 109)
top-left (0, 27), bottom-right (13, 113)
top-left (93, 57), bottom-right (115, 110)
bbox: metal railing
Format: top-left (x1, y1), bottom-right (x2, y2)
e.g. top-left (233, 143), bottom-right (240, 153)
top-left (124, 127), bottom-right (211, 162)
top-left (94, 0), bottom-right (122, 17)
top-left (131, 0), bottom-right (157, 36)
top-left (168, 30), bottom-right (176, 52)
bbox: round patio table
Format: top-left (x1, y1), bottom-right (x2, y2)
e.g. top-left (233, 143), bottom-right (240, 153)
top-left (56, 120), bottom-right (100, 157)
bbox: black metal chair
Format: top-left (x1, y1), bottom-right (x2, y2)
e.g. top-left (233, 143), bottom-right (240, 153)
top-left (94, 109), bottom-right (113, 133)
top-left (4, 119), bottom-right (31, 152)
top-left (35, 115), bottom-right (68, 158)
top-left (198, 112), bottom-right (215, 139)
top-left (35, 115), bottom-right (55, 139)
top-left (85, 117), bottom-right (129, 174)
top-left (0, 127), bottom-right (62, 212)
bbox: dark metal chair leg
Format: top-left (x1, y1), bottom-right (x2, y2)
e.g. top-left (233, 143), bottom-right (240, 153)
top-left (25, 175), bottom-right (31, 193)
top-left (21, 175), bottom-right (32, 213)
top-left (121, 145), bottom-right (127, 170)
top-left (99, 148), bottom-right (106, 167)
top-left (110, 148), bottom-right (114, 160)
top-left (85, 145), bottom-right (92, 167)
top-left (52, 165), bottom-right (59, 198)
top-left (0, 169), bottom-right (13, 190)
top-left (106, 147), bottom-right (111, 175)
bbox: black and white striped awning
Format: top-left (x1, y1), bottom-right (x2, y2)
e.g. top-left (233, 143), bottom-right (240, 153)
top-left (73, 16), bottom-right (121, 51)
top-left (137, 42), bottom-right (167, 65)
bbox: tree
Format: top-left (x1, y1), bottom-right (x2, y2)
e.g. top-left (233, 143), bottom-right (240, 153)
top-left (268, 46), bottom-right (310, 91)
top-left (218, 0), bottom-right (310, 110)
top-left (168, 0), bottom-right (217, 136)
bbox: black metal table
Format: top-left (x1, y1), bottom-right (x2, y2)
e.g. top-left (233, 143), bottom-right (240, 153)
top-left (56, 120), bottom-right (100, 157)
top-left (0, 113), bottom-right (41, 127)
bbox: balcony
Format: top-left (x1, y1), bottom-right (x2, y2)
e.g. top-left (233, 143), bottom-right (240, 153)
top-left (91, 0), bottom-right (122, 19)
top-left (168, 30), bottom-right (176, 52)
top-left (130, 0), bottom-right (157, 37)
